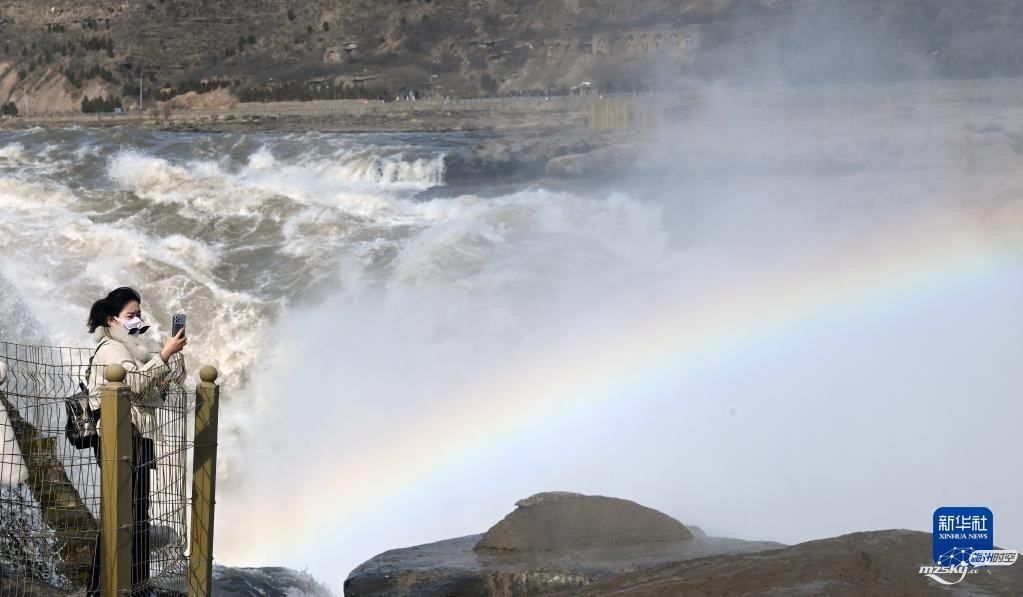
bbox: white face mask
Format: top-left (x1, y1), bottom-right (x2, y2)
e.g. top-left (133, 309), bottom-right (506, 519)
top-left (118, 316), bottom-right (150, 336)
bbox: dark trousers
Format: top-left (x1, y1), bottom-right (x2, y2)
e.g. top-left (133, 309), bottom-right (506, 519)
top-left (88, 435), bottom-right (154, 597)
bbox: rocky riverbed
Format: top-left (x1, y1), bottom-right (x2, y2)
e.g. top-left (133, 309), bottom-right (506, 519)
top-left (345, 492), bottom-right (1023, 597)
top-left (0, 564), bottom-right (333, 596)
top-left (345, 492), bottom-right (782, 596)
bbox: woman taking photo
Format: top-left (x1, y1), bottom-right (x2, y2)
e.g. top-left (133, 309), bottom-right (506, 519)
top-left (85, 286), bottom-right (186, 596)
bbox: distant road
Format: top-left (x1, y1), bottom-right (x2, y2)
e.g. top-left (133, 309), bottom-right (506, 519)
top-left (6, 78), bottom-right (1023, 133)
top-left (2, 95), bottom-right (600, 133)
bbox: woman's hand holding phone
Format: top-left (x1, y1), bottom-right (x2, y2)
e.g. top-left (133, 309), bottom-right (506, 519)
top-left (160, 327), bottom-right (187, 363)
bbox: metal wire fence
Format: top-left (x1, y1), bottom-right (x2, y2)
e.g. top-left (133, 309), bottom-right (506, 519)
top-left (0, 341), bottom-right (190, 595)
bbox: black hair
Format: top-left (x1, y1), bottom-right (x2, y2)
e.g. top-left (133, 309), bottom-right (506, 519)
top-left (87, 287), bottom-right (143, 333)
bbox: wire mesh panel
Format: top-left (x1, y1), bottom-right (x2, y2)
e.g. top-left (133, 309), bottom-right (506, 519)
top-left (0, 341), bottom-right (190, 595)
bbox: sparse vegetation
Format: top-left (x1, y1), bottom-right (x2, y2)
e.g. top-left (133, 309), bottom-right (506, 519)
top-left (0, 101), bottom-right (18, 116)
top-left (152, 78), bottom-right (234, 101)
top-left (5, 0), bottom-right (1023, 111)
top-left (237, 80), bottom-right (395, 102)
top-left (81, 36), bottom-right (114, 53)
top-left (236, 35), bottom-right (257, 52)
top-left (80, 95), bottom-right (122, 113)
top-left (64, 64), bottom-right (117, 88)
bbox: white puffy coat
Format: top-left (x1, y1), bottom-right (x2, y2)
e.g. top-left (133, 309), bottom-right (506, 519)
top-left (87, 324), bottom-right (185, 440)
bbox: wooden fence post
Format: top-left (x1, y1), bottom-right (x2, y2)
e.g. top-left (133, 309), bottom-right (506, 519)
top-left (100, 364), bottom-right (132, 595)
top-left (188, 366), bottom-right (220, 597)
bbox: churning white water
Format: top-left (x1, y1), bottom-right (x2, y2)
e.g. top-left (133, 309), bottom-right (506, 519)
top-left (0, 130), bottom-right (451, 368)
top-left (2, 113), bottom-right (1022, 590)
top-left (0, 129), bottom-right (679, 578)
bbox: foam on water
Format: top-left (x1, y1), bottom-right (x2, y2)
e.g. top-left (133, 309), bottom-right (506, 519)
top-left (0, 142), bottom-right (27, 161)
top-left (0, 131), bottom-right (673, 491)
top-left (5, 123), bottom-right (1022, 591)
top-left (107, 151), bottom-right (197, 203)
top-left (0, 129), bottom-right (637, 416)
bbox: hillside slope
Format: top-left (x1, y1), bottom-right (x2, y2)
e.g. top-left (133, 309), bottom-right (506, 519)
top-left (2, 1), bottom-right (1023, 114)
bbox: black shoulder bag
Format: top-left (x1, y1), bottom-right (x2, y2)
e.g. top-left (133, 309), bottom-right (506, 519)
top-left (64, 339), bottom-right (107, 449)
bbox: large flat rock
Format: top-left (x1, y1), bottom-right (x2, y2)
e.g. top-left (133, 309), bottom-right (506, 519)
top-left (565, 530), bottom-right (1023, 596)
top-left (346, 492), bottom-right (783, 595)
top-left (344, 532), bottom-right (782, 596)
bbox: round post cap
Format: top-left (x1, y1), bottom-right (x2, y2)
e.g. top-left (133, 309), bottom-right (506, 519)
top-left (199, 365), bottom-right (219, 383)
top-left (105, 364), bottom-right (126, 383)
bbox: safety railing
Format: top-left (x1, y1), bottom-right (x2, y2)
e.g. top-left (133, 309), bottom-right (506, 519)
top-left (0, 341), bottom-right (220, 596)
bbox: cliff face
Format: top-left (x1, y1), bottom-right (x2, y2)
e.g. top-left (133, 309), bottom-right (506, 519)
top-left (2, 0), bottom-right (1023, 114)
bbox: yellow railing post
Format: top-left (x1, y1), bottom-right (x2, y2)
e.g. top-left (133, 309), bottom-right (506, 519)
top-left (188, 366), bottom-right (220, 597)
top-left (100, 364), bottom-right (132, 595)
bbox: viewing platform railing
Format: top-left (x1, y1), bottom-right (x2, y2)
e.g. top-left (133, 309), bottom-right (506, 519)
top-left (0, 341), bottom-right (220, 596)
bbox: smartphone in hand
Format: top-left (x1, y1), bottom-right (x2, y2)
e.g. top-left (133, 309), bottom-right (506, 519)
top-left (172, 314), bottom-right (186, 338)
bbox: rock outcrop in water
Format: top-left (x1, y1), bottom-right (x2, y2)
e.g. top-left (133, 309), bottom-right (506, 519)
top-left (344, 492), bottom-right (782, 596)
top-left (474, 491), bottom-right (693, 552)
top-left (154, 565), bottom-right (334, 596)
top-left (0, 565), bottom-right (333, 596)
top-left (346, 492), bottom-right (1023, 596)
